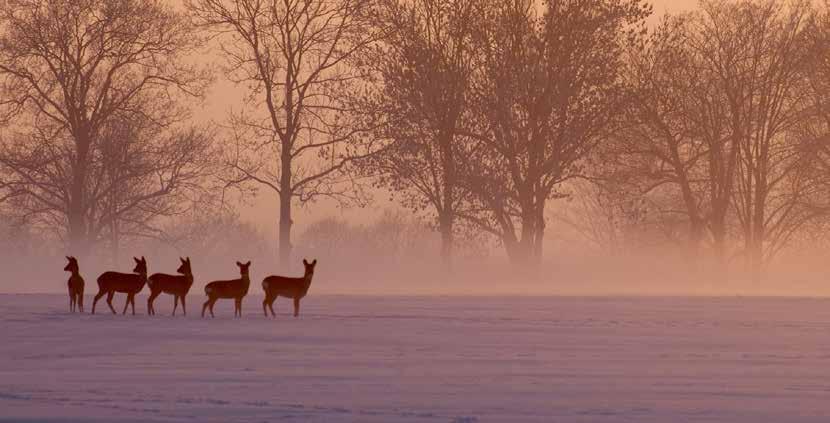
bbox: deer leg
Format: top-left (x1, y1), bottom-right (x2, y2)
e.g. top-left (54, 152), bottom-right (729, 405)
top-left (269, 298), bottom-right (276, 318)
top-left (121, 293), bottom-right (130, 315)
top-left (201, 298), bottom-right (209, 318)
top-left (130, 294), bottom-right (136, 315)
top-left (293, 297), bottom-right (300, 317)
top-left (92, 290), bottom-right (105, 314)
top-left (262, 297), bottom-right (268, 317)
top-left (172, 295), bottom-right (179, 316)
top-left (209, 298), bottom-right (216, 318)
top-left (69, 290), bottom-right (74, 312)
top-left (106, 292), bottom-right (116, 314)
top-left (147, 290), bottom-right (158, 316)
top-left (78, 291), bottom-right (84, 313)
top-left (181, 295), bottom-right (187, 316)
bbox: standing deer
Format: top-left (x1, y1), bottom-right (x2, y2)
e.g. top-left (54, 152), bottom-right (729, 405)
top-left (64, 256), bottom-right (84, 313)
top-left (92, 256), bottom-right (148, 315)
top-left (262, 259), bottom-right (317, 318)
top-left (201, 261), bottom-right (251, 318)
top-left (147, 257), bottom-right (194, 316)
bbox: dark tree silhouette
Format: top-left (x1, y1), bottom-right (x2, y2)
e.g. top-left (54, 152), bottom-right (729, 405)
top-left (367, 0), bottom-right (479, 269)
top-left (190, 0), bottom-right (383, 267)
top-left (610, 17), bottom-right (710, 260)
top-left (601, 0), bottom-right (830, 282)
top-left (0, 0), bottom-right (210, 256)
top-left (692, 0), bottom-right (817, 282)
top-left (463, 0), bottom-right (651, 265)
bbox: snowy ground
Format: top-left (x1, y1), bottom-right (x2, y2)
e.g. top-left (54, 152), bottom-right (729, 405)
top-left (2, 294), bottom-right (830, 422)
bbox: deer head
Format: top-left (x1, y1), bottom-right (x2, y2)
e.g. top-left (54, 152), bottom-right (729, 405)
top-left (64, 256), bottom-right (79, 273)
top-left (236, 260), bottom-right (251, 276)
top-left (133, 256), bottom-right (148, 275)
top-left (177, 257), bottom-right (192, 275)
top-left (302, 258), bottom-right (317, 277)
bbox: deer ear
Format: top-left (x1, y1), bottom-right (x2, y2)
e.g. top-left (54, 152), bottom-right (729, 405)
top-left (312, 259), bottom-right (317, 265)
top-left (303, 259), bottom-right (308, 265)
top-left (141, 256), bottom-right (146, 263)
top-left (187, 257), bottom-right (191, 263)
top-left (66, 256), bottom-right (71, 261)
top-left (134, 257), bottom-right (140, 264)
top-left (246, 261), bottom-right (251, 266)
top-left (180, 257), bottom-right (186, 263)
top-left (236, 261), bottom-right (242, 267)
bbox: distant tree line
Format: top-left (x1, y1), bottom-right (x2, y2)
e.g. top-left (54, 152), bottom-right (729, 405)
top-left (1, 0), bottom-right (829, 284)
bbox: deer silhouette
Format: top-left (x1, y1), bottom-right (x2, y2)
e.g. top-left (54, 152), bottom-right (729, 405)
top-left (202, 261), bottom-right (251, 318)
top-left (262, 259), bottom-right (317, 318)
top-left (92, 257), bottom-right (148, 315)
top-left (147, 257), bottom-right (194, 316)
top-left (64, 256), bottom-right (84, 313)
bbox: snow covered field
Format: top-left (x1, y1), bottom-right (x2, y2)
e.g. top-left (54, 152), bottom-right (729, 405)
top-left (2, 294), bottom-right (830, 422)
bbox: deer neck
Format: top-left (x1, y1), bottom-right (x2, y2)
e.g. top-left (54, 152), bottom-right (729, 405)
top-left (70, 269), bottom-right (81, 278)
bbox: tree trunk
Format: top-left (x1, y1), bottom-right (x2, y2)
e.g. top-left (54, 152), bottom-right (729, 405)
top-left (279, 148), bottom-right (293, 268)
top-left (438, 209), bottom-right (454, 271)
top-left (505, 209), bottom-right (537, 267)
top-left (711, 220), bottom-right (728, 285)
top-left (68, 198), bottom-right (88, 256)
top-left (750, 171), bottom-right (766, 287)
top-left (748, 238), bottom-right (762, 288)
top-left (438, 130), bottom-right (456, 271)
top-left (278, 188), bottom-right (292, 268)
top-left (502, 229), bottom-right (524, 266)
top-left (533, 198), bottom-right (546, 265)
top-left (502, 195), bottom-right (544, 267)
top-left (69, 135), bottom-right (90, 257)
top-left (687, 218), bottom-right (704, 270)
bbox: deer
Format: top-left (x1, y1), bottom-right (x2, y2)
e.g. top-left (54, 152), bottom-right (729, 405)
top-left (147, 257), bottom-right (194, 316)
top-left (64, 256), bottom-right (84, 313)
top-left (262, 259), bottom-right (317, 318)
top-left (201, 261), bottom-right (251, 318)
top-left (92, 256), bottom-right (148, 315)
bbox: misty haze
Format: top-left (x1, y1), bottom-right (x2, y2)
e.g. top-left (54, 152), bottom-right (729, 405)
top-left (2, 0), bottom-right (830, 421)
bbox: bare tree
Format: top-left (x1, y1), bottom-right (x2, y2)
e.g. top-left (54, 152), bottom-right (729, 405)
top-left (690, 0), bottom-right (817, 282)
top-left (463, 0), bottom-right (651, 265)
top-left (0, 0), bottom-right (209, 256)
top-left (803, 2), bottom-right (830, 176)
top-left (95, 115), bottom-right (216, 263)
top-left (190, 0), bottom-right (383, 267)
top-left (0, 116), bottom-right (215, 259)
top-left (608, 16), bottom-right (709, 259)
top-left (607, 13), bottom-right (741, 273)
top-left (366, 0), bottom-right (479, 269)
